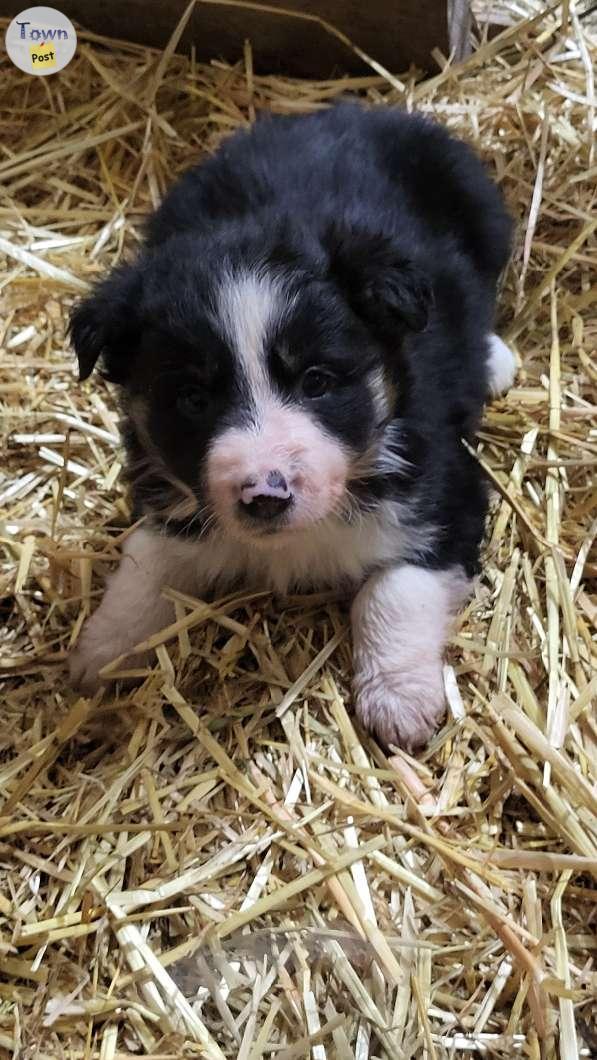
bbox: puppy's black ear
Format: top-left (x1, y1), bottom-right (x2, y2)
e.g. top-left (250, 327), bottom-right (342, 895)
top-left (69, 264), bottom-right (142, 382)
top-left (326, 226), bottom-right (432, 335)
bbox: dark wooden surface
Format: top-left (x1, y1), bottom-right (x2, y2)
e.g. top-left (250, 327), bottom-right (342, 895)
top-left (0, 1), bottom-right (455, 78)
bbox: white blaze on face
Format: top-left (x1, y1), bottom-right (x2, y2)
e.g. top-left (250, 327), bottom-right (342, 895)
top-left (215, 269), bottom-right (283, 409)
top-left (207, 268), bottom-right (350, 539)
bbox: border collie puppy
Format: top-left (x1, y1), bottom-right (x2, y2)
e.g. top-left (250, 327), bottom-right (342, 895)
top-left (69, 102), bottom-right (515, 750)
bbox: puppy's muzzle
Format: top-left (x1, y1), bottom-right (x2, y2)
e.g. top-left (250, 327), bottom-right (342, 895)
top-left (239, 469), bottom-right (294, 522)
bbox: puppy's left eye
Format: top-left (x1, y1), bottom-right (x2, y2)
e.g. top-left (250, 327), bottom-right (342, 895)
top-left (300, 368), bottom-right (335, 399)
top-left (177, 388), bottom-right (205, 419)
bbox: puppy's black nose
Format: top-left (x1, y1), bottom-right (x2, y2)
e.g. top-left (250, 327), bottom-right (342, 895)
top-left (239, 469), bottom-right (292, 520)
top-left (241, 492), bottom-right (293, 521)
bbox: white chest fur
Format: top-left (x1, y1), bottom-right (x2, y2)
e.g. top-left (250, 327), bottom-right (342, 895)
top-left (177, 500), bottom-right (435, 594)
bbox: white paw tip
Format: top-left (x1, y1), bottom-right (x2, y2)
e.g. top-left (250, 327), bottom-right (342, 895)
top-left (354, 672), bottom-right (445, 752)
top-left (68, 624), bottom-right (147, 694)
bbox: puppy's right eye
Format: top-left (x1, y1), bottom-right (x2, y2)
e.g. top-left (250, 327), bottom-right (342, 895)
top-left (177, 388), bottom-right (205, 419)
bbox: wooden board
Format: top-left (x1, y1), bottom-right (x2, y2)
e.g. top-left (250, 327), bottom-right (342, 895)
top-left (0, 1), bottom-right (459, 78)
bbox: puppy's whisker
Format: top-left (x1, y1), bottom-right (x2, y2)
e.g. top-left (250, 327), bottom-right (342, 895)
top-left (198, 513), bottom-right (219, 540)
top-left (189, 507), bottom-right (217, 539)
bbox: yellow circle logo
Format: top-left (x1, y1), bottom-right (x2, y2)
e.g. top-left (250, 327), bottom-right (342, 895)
top-left (5, 6), bottom-right (77, 76)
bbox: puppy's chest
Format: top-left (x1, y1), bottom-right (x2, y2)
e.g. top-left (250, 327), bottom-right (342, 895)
top-left (182, 502), bottom-right (432, 594)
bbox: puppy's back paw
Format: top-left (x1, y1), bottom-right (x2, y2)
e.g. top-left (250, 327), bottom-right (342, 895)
top-left (487, 333), bottom-right (517, 397)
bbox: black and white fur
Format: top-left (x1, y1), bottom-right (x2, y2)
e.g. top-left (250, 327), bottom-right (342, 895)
top-left (69, 103), bottom-right (515, 749)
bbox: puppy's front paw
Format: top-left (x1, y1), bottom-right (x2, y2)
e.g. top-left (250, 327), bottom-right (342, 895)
top-left (353, 666), bottom-right (445, 751)
top-left (69, 613), bottom-right (150, 695)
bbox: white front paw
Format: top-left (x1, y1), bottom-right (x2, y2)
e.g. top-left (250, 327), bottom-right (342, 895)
top-left (69, 611), bottom-right (151, 695)
top-left (353, 665), bottom-right (445, 751)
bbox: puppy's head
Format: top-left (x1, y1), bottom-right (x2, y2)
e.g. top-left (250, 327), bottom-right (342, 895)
top-left (70, 223), bottom-right (431, 543)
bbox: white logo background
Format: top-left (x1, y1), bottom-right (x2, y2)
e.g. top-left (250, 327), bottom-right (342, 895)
top-left (5, 6), bottom-right (77, 76)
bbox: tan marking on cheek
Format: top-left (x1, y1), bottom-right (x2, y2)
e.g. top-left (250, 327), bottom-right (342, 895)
top-left (368, 366), bottom-right (397, 422)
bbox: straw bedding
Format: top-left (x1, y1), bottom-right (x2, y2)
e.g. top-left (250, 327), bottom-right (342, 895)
top-left (0, 2), bottom-right (596, 1057)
